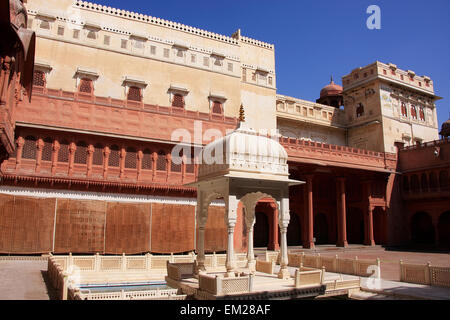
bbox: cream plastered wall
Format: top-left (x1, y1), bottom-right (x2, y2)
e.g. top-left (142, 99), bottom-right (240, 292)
top-left (26, 0), bottom-right (278, 131)
top-left (277, 119), bottom-right (346, 145)
top-left (342, 63), bottom-right (440, 153)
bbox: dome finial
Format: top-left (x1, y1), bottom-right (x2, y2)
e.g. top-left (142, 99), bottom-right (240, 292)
top-left (330, 75), bottom-right (334, 84)
top-left (239, 104), bottom-right (246, 122)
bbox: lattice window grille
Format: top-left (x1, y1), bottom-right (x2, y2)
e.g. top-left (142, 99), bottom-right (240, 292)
top-left (58, 141), bottom-right (69, 162)
top-left (79, 78), bottom-right (93, 93)
top-left (22, 137), bottom-right (37, 159)
top-left (42, 139), bottom-right (53, 161)
top-left (93, 145), bottom-right (103, 165)
top-left (108, 146), bottom-right (120, 167)
top-left (156, 152), bottom-right (166, 171)
top-left (142, 151), bottom-right (153, 170)
top-left (125, 148), bottom-right (137, 169)
top-left (33, 70), bottom-right (45, 87)
top-left (74, 142), bottom-right (87, 164)
top-left (172, 94), bottom-right (184, 108)
top-left (127, 86), bottom-right (141, 102)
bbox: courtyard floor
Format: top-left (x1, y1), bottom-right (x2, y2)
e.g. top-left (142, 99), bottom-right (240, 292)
top-left (0, 246), bottom-right (449, 300)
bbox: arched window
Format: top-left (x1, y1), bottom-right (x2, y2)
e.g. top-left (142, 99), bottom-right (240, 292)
top-left (156, 150), bottom-right (166, 171)
top-left (172, 94), bottom-right (185, 108)
top-left (411, 105), bottom-right (417, 120)
top-left (401, 102), bottom-right (408, 117)
top-left (356, 103), bottom-right (364, 118)
top-left (212, 101), bottom-right (223, 114)
top-left (142, 149), bottom-right (153, 170)
top-left (125, 147), bottom-right (137, 169)
top-left (78, 78), bottom-right (93, 94)
top-left (22, 136), bottom-right (37, 159)
top-left (93, 144), bottom-right (103, 165)
top-left (127, 86), bottom-right (142, 102)
top-left (42, 138), bottom-right (53, 162)
top-left (108, 145), bottom-right (120, 167)
top-left (74, 141), bottom-right (87, 164)
top-left (58, 140), bottom-right (69, 162)
top-left (419, 107), bottom-right (425, 121)
top-left (33, 70), bottom-right (46, 87)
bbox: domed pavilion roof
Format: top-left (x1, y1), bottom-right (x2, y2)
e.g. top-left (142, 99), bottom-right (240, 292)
top-left (320, 77), bottom-right (343, 98)
top-left (440, 117), bottom-right (450, 137)
top-left (197, 120), bottom-right (289, 182)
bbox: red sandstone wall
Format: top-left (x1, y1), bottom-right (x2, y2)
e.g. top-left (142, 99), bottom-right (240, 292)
top-left (0, 194), bottom-right (228, 255)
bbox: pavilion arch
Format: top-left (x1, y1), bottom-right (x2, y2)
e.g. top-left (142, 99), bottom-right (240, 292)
top-left (188, 118), bottom-right (302, 279)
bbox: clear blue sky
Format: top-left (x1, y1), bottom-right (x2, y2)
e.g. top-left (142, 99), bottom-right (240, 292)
top-left (93, 0), bottom-right (450, 129)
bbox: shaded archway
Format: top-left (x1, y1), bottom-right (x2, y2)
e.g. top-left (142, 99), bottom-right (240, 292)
top-left (314, 213), bottom-right (329, 244)
top-left (253, 211), bottom-right (269, 248)
top-left (411, 211), bottom-right (435, 245)
top-left (438, 211), bottom-right (450, 247)
top-left (287, 213), bottom-right (302, 246)
top-left (373, 207), bottom-right (386, 245)
top-left (347, 207), bottom-right (364, 244)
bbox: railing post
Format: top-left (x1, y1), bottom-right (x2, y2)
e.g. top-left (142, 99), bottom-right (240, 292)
top-left (122, 253), bottom-right (126, 272)
top-left (146, 253), bottom-right (152, 271)
top-left (377, 258), bottom-right (381, 279)
top-left (62, 272), bottom-right (69, 300)
top-left (399, 260), bottom-right (403, 282)
top-left (95, 253), bottom-right (100, 272)
top-left (426, 262), bottom-right (431, 285)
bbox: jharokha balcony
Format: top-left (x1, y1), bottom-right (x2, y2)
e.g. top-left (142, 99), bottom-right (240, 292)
top-left (0, 87), bottom-right (399, 192)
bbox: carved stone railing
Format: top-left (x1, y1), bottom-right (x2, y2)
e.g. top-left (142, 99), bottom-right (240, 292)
top-left (69, 287), bottom-right (185, 300)
top-left (289, 252), bottom-right (381, 279)
top-left (256, 259), bottom-right (275, 275)
top-left (294, 266), bottom-right (323, 288)
top-left (399, 261), bottom-right (450, 288)
top-left (280, 137), bottom-right (397, 172)
top-left (166, 261), bottom-right (196, 281)
top-left (198, 273), bottom-right (254, 296)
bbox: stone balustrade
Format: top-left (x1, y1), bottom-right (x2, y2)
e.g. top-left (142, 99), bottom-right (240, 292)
top-left (288, 252), bottom-right (381, 279)
top-left (294, 266), bottom-right (323, 288)
top-left (399, 260), bottom-right (450, 288)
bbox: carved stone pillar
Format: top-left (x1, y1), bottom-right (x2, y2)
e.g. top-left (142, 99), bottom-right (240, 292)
top-left (226, 221), bottom-right (237, 276)
top-left (35, 138), bottom-right (44, 173)
top-left (225, 195), bottom-right (238, 277)
top-left (246, 217), bottom-right (256, 272)
top-left (68, 142), bottom-right (76, 176)
top-left (278, 197), bottom-right (290, 279)
top-left (15, 136), bottom-right (24, 170)
top-left (86, 145), bottom-right (94, 177)
top-left (181, 154), bottom-right (187, 183)
top-left (166, 152), bottom-right (171, 182)
top-left (337, 177), bottom-right (348, 248)
top-left (119, 148), bottom-right (126, 179)
top-left (103, 146), bottom-right (110, 179)
top-left (51, 140), bottom-right (60, 176)
top-left (136, 150), bottom-right (143, 181)
top-left (151, 152), bottom-right (157, 181)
